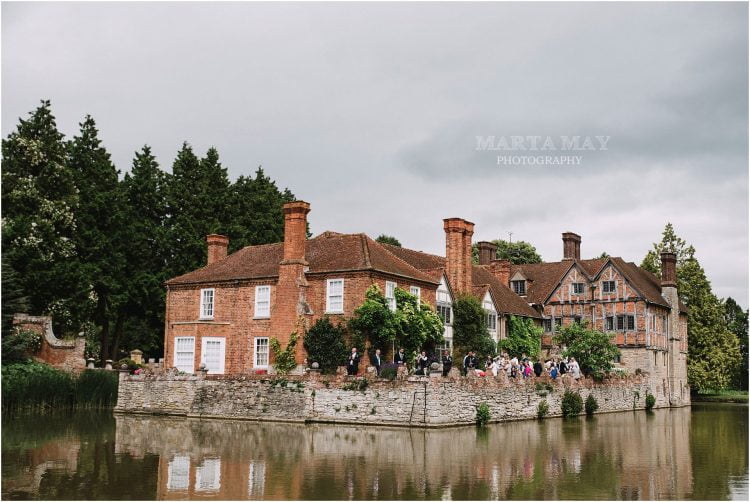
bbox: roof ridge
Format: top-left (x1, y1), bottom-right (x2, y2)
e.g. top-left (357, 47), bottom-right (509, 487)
top-left (370, 236), bottom-right (442, 284)
top-left (361, 234), bottom-right (372, 268)
top-left (382, 242), bottom-right (446, 260)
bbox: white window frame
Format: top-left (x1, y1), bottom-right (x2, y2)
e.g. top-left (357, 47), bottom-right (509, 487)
top-left (409, 286), bottom-right (421, 305)
top-left (195, 458), bottom-right (221, 492)
top-left (326, 278), bottom-right (344, 313)
top-left (602, 280), bottom-right (616, 294)
top-left (200, 288), bottom-right (215, 319)
top-left (254, 285), bottom-right (271, 318)
top-left (167, 456), bottom-right (190, 491)
top-left (571, 282), bottom-right (585, 295)
top-left (511, 280), bottom-right (526, 296)
top-left (385, 281), bottom-right (397, 311)
top-left (200, 337), bottom-right (226, 375)
top-left (174, 337), bottom-right (196, 374)
top-left (254, 337), bottom-right (270, 368)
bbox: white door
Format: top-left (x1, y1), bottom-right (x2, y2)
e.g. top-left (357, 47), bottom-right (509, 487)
top-left (201, 337), bottom-right (226, 374)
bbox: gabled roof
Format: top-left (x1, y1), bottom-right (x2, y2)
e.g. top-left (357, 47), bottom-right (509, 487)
top-left (382, 243), bottom-right (541, 318)
top-left (512, 257), bottom-right (687, 313)
top-left (166, 233), bottom-right (439, 286)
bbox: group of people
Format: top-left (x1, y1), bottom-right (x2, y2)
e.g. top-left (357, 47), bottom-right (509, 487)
top-left (346, 346), bottom-right (581, 380)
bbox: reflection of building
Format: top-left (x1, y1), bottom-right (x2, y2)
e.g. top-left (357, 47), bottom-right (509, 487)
top-left (114, 408), bottom-right (693, 501)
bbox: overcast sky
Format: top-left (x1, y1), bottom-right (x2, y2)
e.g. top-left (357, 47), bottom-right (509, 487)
top-left (3, 2), bottom-right (748, 307)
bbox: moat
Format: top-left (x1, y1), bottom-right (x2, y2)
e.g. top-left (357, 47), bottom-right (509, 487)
top-left (1, 403), bottom-right (747, 500)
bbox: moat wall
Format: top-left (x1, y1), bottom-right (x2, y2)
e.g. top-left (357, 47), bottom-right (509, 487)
top-left (115, 369), bottom-right (689, 427)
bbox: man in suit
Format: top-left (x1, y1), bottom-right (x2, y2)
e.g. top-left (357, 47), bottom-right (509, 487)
top-left (441, 350), bottom-right (453, 377)
top-left (463, 351), bottom-right (477, 376)
top-left (394, 348), bottom-right (406, 365)
top-left (373, 348), bottom-right (382, 376)
top-left (347, 347), bottom-right (360, 376)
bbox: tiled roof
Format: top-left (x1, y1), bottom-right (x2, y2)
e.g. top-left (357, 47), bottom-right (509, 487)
top-left (382, 244), bottom-right (541, 318)
top-left (166, 233), bottom-right (439, 286)
top-left (512, 258), bottom-right (687, 313)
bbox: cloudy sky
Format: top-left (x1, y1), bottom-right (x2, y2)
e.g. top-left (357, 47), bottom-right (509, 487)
top-left (3, 2), bottom-right (748, 307)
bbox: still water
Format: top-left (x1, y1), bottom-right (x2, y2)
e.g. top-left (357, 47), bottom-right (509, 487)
top-left (1, 403), bottom-right (747, 500)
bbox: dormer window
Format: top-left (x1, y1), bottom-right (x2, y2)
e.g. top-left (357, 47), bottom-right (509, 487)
top-left (511, 280), bottom-right (526, 296)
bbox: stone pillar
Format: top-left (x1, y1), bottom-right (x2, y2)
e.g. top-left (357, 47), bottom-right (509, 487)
top-left (105, 359), bottom-right (113, 371)
top-left (130, 349), bottom-right (143, 365)
top-left (87, 358), bottom-right (96, 369)
top-left (661, 251), bottom-right (681, 406)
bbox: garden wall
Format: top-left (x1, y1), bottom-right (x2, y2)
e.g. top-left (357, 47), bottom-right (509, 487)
top-left (115, 369), bottom-right (689, 427)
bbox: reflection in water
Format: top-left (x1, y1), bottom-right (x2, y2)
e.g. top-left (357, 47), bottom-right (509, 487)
top-left (1, 404), bottom-right (747, 500)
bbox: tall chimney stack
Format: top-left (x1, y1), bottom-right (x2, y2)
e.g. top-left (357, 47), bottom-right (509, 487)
top-left (282, 201), bottom-right (311, 263)
top-left (444, 218), bottom-right (474, 294)
top-left (477, 241), bottom-right (498, 265)
top-left (562, 232), bottom-right (581, 261)
top-left (206, 234), bottom-right (229, 265)
top-left (660, 251), bottom-right (677, 288)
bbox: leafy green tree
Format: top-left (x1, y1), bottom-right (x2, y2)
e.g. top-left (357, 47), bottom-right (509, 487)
top-left (227, 167), bottom-right (295, 252)
top-left (642, 224), bottom-right (741, 391)
top-left (452, 294), bottom-right (495, 361)
top-left (472, 239), bottom-right (542, 264)
top-left (597, 252), bottom-right (610, 259)
top-left (498, 315), bottom-right (542, 359)
top-left (392, 287), bottom-right (444, 359)
top-left (723, 298), bottom-right (748, 390)
top-left (303, 317), bottom-right (349, 374)
top-left (1, 258), bottom-right (29, 337)
top-left (554, 322), bottom-right (620, 380)
top-left (375, 235), bottom-right (401, 247)
top-left (348, 285), bottom-right (398, 359)
top-left (165, 144), bottom-right (230, 277)
top-left (1, 100), bottom-right (78, 324)
top-left (67, 116), bottom-right (128, 362)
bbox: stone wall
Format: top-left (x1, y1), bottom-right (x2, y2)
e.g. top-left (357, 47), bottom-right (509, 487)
top-left (115, 369), bottom-right (688, 427)
top-left (12, 314), bottom-right (86, 372)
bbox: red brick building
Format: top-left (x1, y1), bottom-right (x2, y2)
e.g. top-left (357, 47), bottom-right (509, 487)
top-left (163, 201), bottom-right (539, 375)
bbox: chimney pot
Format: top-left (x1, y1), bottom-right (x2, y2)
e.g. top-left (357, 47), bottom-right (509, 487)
top-left (660, 251), bottom-right (677, 288)
top-left (206, 234), bottom-right (229, 265)
top-left (562, 232), bottom-right (581, 261)
top-left (283, 201), bottom-right (311, 263)
top-left (477, 241), bottom-right (498, 265)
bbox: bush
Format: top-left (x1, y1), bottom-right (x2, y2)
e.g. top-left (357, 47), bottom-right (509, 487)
top-left (2, 329), bottom-right (42, 364)
top-left (380, 365), bottom-right (397, 381)
top-left (117, 358), bottom-right (143, 372)
top-left (537, 399), bottom-right (549, 419)
top-left (645, 393), bottom-right (656, 411)
top-left (303, 317), bottom-right (349, 374)
top-left (585, 394), bottom-right (599, 416)
top-left (475, 402), bottom-right (491, 426)
top-left (561, 390), bottom-right (583, 418)
top-left (270, 332), bottom-right (298, 375)
top-left (453, 295), bottom-right (496, 361)
top-left (342, 378), bottom-right (369, 392)
top-left (553, 321), bottom-right (621, 380)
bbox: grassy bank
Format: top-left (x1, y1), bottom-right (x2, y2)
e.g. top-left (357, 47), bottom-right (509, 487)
top-left (1, 362), bottom-right (118, 412)
top-left (692, 389), bottom-right (748, 403)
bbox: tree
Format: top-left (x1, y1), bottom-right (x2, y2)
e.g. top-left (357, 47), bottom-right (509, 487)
top-left (642, 223), bottom-right (741, 391)
top-left (67, 116), bottom-right (128, 362)
top-left (472, 239), bottom-right (542, 265)
top-left (1, 258), bottom-right (29, 337)
top-left (1, 100), bottom-right (78, 326)
top-left (452, 294), bottom-right (495, 360)
top-left (597, 252), bottom-right (610, 259)
top-left (723, 298), bottom-right (748, 390)
top-left (554, 321), bottom-right (620, 380)
top-left (348, 285), bottom-right (398, 359)
top-left (226, 167), bottom-right (295, 252)
top-left (498, 315), bottom-right (542, 359)
top-left (376, 235), bottom-right (401, 247)
top-left (303, 317), bottom-right (349, 374)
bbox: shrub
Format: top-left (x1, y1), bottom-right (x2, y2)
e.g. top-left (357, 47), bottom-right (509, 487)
top-left (342, 378), bottom-right (369, 392)
top-left (117, 358), bottom-right (143, 372)
top-left (585, 394), bottom-right (599, 416)
top-left (537, 399), bottom-right (549, 419)
top-left (475, 402), bottom-right (491, 426)
top-left (453, 295), bottom-right (496, 361)
top-left (561, 390), bottom-right (583, 418)
top-left (380, 366), bottom-right (397, 381)
top-left (645, 393), bottom-right (656, 411)
top-left (2, 329), bottom-right (42, 364)
top-left (303, 317), bottom-right (349, 374)
top-left (270, 332), bottom-right (298, 375)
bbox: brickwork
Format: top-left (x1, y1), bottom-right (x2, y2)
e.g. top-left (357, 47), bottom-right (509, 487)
top-left (12, 314), bottom-right (86, 372)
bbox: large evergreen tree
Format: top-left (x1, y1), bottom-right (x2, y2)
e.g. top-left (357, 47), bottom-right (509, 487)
top-left (642, 223), bottom-right (741, 391)
top-left (1, 100), bottom-right (78, 327)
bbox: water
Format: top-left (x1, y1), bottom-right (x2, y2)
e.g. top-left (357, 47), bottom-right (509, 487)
top-left (1, 403), bottom-right (747, 500)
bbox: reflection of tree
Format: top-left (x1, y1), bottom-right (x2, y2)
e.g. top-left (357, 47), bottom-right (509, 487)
top-left (690, 403), bottom-right (749, 500)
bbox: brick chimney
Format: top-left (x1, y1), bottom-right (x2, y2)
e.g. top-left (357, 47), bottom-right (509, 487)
top-left (206, 234), bottom-right (229, 265)
top-left (444, 218), bottom-right (474, 294)
top-left (660, 251), bottom-right (677, 288)
top-left (489, 259), bottom-right (511, 286)
top-left (562, 232), bottom-right (581, 261)
top-left (282, 201), bottom-right (311, 264)
top-left (477, 241), bottom-right (497, 265)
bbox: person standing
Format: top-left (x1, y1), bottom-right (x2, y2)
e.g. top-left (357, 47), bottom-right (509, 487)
top-left (559, 357), bottom-right (568, 375)
top-left (463, 351), bottom-right (477, 376)
top-left (417, 350), bottom-right (429, 375)
top-left (394, 348), bottom-right (407, 366)
top-left (569, 357), bottom-right (581, 379)
top-left (373, 349), bottom-right (382, 377)
top-left (441, 350), bottom-right (453, 377)
top-left (533, 359), bottom-right (543, 377)
top-left (347, 347), bottom-right (360, 376)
